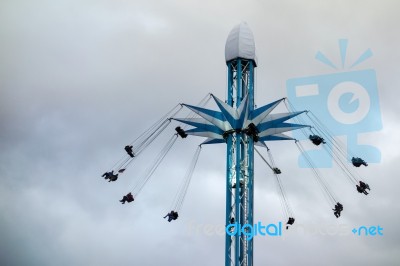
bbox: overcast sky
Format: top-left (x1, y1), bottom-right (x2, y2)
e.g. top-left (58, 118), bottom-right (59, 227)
top-left (1, 0), bottom-right (400, 265)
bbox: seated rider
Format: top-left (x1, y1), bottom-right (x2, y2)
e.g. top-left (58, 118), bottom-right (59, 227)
top-left (164, 210), bottom-right (179, 222)
top-left (108, 173), bottom-right (118, 182)
top-left (286, 217), bottom-right (295, 229)
top-left (356, 184), bottom-right (369, 195)
top-left (359, 181), bottom-right (370, 191)
top-left (172, 211), bottom-right (178, 220)
top-left (351, 157), bottom-right (368, 167)
top-left (245, 123), bottom-right (259, 142)
top-left (125, 145), bottom-right (135, 158)
top-left (120, 192), bottom-right (134, 204)
top-left (333, 202), bottom-right (343, 218)
top-left (102, 171), bottom-right (114, 179)
top-left (175, 126), bottom-right (188, 138)
top-left (273, 167), bottom-right (281, 174)
top-left (309, 135), bottom-right (326, 146)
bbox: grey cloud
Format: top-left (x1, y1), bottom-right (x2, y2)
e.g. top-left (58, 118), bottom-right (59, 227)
top-left (1, 0), bottom-right (399, 265)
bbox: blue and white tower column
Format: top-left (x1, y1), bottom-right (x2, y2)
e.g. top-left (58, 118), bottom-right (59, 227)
top-left (224, 22), bottom-right (257, 266)
top-left (173, 22), bottom-right (307, 266)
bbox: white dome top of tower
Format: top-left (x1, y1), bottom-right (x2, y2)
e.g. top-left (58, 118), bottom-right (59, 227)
top-left (225, 22), bottom-right (257, 65)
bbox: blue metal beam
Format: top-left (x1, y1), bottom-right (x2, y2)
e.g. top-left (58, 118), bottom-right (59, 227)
top-left (225, 61), bottom-right (234, 266)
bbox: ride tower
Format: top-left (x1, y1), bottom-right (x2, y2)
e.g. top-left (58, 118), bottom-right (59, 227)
top-left (173, 22), bottom-right (307, 266)
top-left (224, 23), bottom-right (257, 266)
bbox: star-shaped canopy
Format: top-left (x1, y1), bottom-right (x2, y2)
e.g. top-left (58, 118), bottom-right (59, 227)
top-left (173, 94), bottom-right (308, 145)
